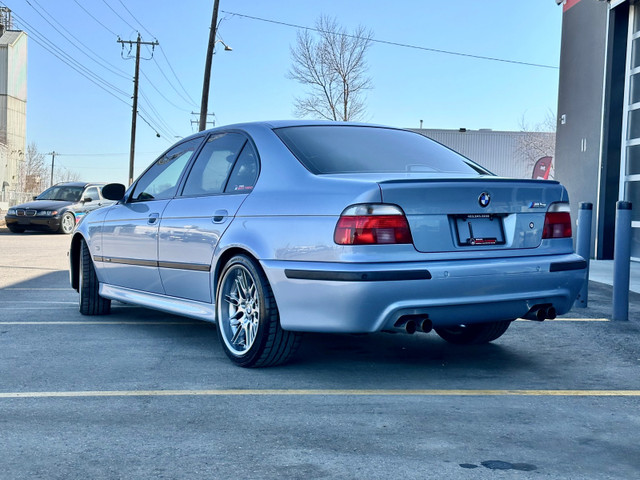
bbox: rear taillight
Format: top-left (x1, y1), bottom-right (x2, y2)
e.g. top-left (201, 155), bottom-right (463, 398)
top-left (542, 204), bottom-right (572, 239)
top-left (334, 204), bottom-right (413, 245)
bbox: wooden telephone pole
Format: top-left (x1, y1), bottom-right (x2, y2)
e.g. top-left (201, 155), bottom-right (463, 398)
top-left (118, 34), bottom-right (159, 185)
top-left (199, 0), bottom-right (220, 132)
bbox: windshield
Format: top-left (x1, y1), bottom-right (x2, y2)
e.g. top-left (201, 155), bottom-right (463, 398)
top-left (274, 125), bottom-right (491, 175)
top-left (36, 185), bottom-right (84, 202)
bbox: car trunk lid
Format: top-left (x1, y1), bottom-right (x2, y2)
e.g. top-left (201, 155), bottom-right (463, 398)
top-left (378, 178), bottom-right (568, 253)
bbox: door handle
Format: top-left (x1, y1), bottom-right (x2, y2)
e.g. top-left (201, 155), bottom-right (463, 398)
top-left (212, 210), bottom-right (228, 223)
top-left (148, 213), bottom-right (160, 224)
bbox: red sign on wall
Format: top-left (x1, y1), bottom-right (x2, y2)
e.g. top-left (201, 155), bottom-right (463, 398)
top-left (563, 0), bottom-right (582, 13)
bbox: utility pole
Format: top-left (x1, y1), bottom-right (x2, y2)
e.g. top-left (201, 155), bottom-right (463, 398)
top-left (199, 0), bottom-right (220, 132)
top-left (191, 112), bottom-right (215, 131)
top-left (118, 34), bottom-right (159, 185)
top-left (48, 151), bottom-right (56, 188)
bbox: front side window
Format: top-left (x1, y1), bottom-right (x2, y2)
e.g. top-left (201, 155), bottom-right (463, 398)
top-left (182, 133), bottom-right (247, 196)
top-left (131, 138), bottom-right (203, 202)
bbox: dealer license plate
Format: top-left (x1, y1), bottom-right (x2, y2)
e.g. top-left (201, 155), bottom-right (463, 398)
top-left (453, 214), bottom-right (506, 246)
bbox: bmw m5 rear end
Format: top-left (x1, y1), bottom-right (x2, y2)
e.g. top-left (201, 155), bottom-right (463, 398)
top-left (70, 121), bottom-right (586, 366)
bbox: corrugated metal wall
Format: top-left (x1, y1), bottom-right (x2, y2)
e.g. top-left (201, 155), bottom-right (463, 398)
top-left (411, 129), bottom-right (555, 179)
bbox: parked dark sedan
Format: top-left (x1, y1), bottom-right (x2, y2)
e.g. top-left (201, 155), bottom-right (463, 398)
top-left (5, 182), bottom-right (110, 234)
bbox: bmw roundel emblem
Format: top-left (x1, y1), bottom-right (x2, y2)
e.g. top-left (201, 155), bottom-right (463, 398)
top-left (478, 192), bottom-right (491, 208)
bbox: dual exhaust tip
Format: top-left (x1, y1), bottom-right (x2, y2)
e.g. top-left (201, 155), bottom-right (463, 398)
top-left (525, 304), bottom-right (557, 322)
top-left (394, 315), bottom-right (432, 334)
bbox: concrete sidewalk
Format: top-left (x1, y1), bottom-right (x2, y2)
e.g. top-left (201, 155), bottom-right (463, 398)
top-left (564, 259), bottom-right (640, 321)
top-left (589, 260), bottom-right (640, 294)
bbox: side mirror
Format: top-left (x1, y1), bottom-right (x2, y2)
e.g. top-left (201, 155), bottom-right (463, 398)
top-left (102, 183), bottom-right (126, 201)
top-left (82, 197), bottom-right (93, 203)
top-left (33, 196), bottom-right (37, 201)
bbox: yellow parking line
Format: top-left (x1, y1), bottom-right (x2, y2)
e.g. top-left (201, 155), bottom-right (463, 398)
top-left (1, 389), bottom-right (640, 399)
top-left (0, 321), bottom-right (204, 325)
top-left (0, 265), bottom-right (63, 270)
top-left (517, 318), bottom-right (610, 322)
top-left (5, 288), bottom-right (71, 290)
top-left (6, 301), bottom-right (77, 304)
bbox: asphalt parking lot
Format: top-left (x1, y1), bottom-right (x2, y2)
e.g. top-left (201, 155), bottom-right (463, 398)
top-left (1, 231), bottom-right (640, 479)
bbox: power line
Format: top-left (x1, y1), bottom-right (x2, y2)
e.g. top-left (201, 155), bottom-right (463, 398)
top-left (107, 1), bottom-right (198, 109)
top-left (72, 0), bottom-right (118, 37)
top-left (101, 0), bottom-right (137, 33)
top-left (10, 2), bottom-right (188, 143)
top-left (222, 10), bottom-right (559, 70)
top-left (25, 0), bottom-right (130, 80)
top-left (139, 70), bottom-right (193, 112)
top-left (10, 12), bottom-right (131, 105)
top-left (156, 45), bottom-right (199, 108)
top-left (116, 0), bottom-right (155, 39)
top-left (137, 108), bottom-right (173, 142)
top-left (138, 90), bottom-right (179, 138)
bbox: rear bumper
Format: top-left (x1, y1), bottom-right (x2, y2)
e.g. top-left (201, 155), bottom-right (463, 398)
top-left (5, 215), bottom-right (62, 232)
top-left (262, 253), bottom-right (587, 333)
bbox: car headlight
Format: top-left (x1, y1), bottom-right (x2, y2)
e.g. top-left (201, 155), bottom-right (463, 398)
top-left (37, 210), bottom-right (58, 216)
top-left (7, 208), bottom-right (16, 215)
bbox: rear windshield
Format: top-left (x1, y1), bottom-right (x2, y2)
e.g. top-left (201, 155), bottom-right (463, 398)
top-left (274, 125), bottom-right (489, 175)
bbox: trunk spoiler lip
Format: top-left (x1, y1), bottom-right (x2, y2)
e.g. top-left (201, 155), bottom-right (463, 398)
top-left (378, 177), bottom-right (560, 186)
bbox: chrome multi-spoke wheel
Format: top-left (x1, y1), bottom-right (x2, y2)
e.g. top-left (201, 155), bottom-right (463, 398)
top-left (219, 264), bottom-right (260, 355)
top-left (216, 255), bottom-right (301, 367)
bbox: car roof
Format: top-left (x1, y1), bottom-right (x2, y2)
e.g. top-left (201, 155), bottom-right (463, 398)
top-left (52, 182), bottom-right (106, 188)
top-left (177, 120), bottom-right (397, 143)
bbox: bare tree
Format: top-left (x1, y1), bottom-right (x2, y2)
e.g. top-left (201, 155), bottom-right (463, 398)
top-left (288, 16), bottom-right (373, 121)
top-left (53, 166), bottom-right (81, 185)
top-left (517, 110), bottom-right (556, 178)
top-left (18, 144), bottom-right (82, 193)
top-left (19, 142), bottom-right (46, 193)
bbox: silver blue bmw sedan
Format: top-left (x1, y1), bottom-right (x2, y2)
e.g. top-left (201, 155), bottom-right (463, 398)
top-left (69, 121), bottom-right (586, 367)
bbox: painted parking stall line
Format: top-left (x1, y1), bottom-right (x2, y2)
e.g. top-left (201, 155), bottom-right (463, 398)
top-left (516, 318), bottom-right (610, 322)
top-left (2, 389), bottom-right (640, 399)
top-left (0, 321), bottom-right (205, 325)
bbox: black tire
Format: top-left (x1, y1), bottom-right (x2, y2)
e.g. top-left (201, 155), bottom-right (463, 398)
top-left (7, 224), bottom-right (25, 233)
top-left (434, 320), bottom-right (512, 345)
top-left (79, 240), bottom-right (111, 315)
top-left (58, 212), bottom-right (75, 234)
top-left (216, 255), bottom-right (301, 367)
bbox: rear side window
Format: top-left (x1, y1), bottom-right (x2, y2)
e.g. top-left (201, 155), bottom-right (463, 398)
top-left (182, 133), bottom-right (247, 196)
top-left (274, 125), bottom-right (489, 175)
top-left (225, 143), bottom-right (259, 193)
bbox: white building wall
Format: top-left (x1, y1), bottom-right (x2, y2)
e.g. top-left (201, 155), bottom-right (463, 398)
top-left (0, 30), bottom-right (27, 194)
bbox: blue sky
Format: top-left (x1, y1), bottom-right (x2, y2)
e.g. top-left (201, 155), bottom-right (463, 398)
top-left (5, 0), bottom-right (563, 185)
